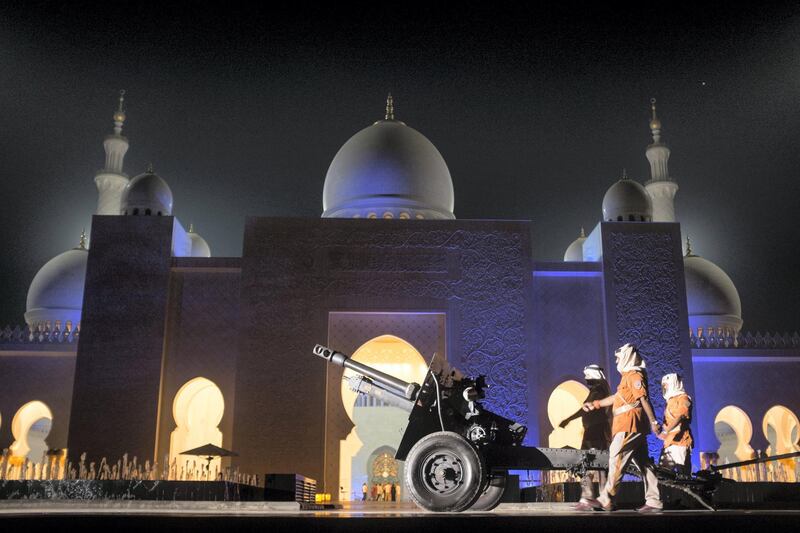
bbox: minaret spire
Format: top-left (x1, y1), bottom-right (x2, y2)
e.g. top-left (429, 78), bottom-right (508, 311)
top-left (385, 93), bottom-right (395, 121)
top-left (644, 97), bottom-right (678, 222)
top-left (649, 98), bottom-right (661, 143)
top-left (113, 90), bottom-right (126, 135)
top-left (78, 228), bottom-right (88, 250)
top-left (95, 90), bottom-right (131, 215)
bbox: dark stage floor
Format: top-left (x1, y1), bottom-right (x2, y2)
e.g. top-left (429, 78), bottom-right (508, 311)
top-left (1, 501), bottom-right (799, 532)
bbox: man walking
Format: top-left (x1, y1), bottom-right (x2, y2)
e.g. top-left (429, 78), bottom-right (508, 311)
top-left (559, 364), bottom-right (612, 510)
top-left (658, 373), bottom-right (693, 476)
top-left (582, 343), bottom-right (663, 513)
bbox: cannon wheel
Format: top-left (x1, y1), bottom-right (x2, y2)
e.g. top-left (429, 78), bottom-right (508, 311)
top-left (470, 469), bottom-right (507, 511)
top-left (404, 431), bottom-right (484, 512)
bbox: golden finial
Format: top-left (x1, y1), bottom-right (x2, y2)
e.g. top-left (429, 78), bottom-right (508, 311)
top-left (145, 162), bottom-right (154, 174)
top-left (684, 235), bottom-right (694, 257)
top-left (649, 97), bottom-right (661, 131)
top-left (621, 168), bottom-right (628, 180)
top-left (78, 228), bottom-right (87, 250)
top-left (188, 222), bottom-right (195, 233)
top-left (580, 227), bottom-right (586, 238)
top-left (113, 90), bottom-right (126, 124)
top-left (385, 93), bottom-right (395, 121)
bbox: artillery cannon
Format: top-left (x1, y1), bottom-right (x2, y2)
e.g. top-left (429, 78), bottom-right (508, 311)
top-left (313, 344), bottom-right (608, 512)
top-left (312, 344), bottom-right (800, 512)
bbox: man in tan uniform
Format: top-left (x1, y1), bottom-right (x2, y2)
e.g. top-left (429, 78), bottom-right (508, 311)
top-left (658, 373), bottom-right (693, 476)
top-left (582, 343), bottom-right (663, 513)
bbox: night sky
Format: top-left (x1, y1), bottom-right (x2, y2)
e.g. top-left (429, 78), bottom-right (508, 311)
top-left (1, 3), bottom-right (799, 332)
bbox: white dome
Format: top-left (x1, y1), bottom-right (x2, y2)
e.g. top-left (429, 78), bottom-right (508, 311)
top-left (187, 230), bottom-right (211, 258)
top-left (121, 169), bottom-right (173, 216)
top-left (322, 119), bottom-right (455, 219)
top-left (602, 178), bottom-right (653, 222)
top-left (25, 247), bottom-right (88, 328)
top-left (684, 252), bottom-right (742, 335)
top-left (563, 230), bottom-right (587, 261)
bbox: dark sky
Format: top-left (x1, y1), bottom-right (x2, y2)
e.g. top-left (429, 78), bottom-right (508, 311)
top-left (1, 3), bottom-right (799, 332)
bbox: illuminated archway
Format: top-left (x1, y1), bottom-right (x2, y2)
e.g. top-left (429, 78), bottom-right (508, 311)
top-left (169, 377), bottom-right (225, 478)
top-left (339, 335), bottom-right (428, 500)
top-left (762, 405), bottom-right (799, 481)
top-left (10, 401), bottom-right (53, 463)
top-left (547, 380), bottom-right (589, 448)
top-left (714, 405), bottom-right (754, 462)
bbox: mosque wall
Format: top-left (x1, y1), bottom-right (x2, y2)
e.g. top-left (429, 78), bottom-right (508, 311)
top-left (0, 353), bottom-right (76, 453)
top-left (68, 215), bottom-right (175, 463)
top-left (691, 350), bottom-right (800, 456)
top-left (154, 262), bottom-right (242, 469)
top-left (530, 262), bottom-right (607, 446)
top-left (233, 217), bottom-right (534, 492)
top-left (599, 221), bottom-right (696, 457)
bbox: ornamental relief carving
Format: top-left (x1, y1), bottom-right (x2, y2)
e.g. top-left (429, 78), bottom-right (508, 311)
top-left (243, 223), bottom-right (531, 425)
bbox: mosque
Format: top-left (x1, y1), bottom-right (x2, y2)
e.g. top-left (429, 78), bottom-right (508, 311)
top-left (0, 93), bottom-right (798, 499)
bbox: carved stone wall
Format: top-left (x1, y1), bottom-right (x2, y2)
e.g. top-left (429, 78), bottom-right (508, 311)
top-left (600, 222), bottom-right (695, 457)
top-left (233, 217), bottom-right (533, 490)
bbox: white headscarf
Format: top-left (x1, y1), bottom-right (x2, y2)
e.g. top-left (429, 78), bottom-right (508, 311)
top-left (614, 343), bottom-right (645, 374)
top-left (583, 364), bottom-right (607, 382)
top-left (661, 373), bottom-right (689, 400)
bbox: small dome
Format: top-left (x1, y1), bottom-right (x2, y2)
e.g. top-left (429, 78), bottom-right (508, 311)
top-left (187, 229), bottom-right (211, 258)
top-left (684, 250), bottom-right (742, 336)
top-left (602, 176), bottom-right (653, 222)
top-left (25, 246), bottom-right (88, 328)
top-left (121, 168), bottom-right (173, 216)
top-left (563, 229), bottom-right (587, 261)
top-left (322, 116), bottom-right (455, 220)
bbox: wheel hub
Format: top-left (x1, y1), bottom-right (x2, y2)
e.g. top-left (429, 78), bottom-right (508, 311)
top-left (423, 453), bottom-right (464, 493)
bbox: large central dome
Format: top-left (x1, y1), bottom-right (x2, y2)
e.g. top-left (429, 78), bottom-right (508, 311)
top-left (322, 100), bottom-right (455, 220)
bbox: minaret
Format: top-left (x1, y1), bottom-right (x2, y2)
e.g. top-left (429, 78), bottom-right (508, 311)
top-left (644, 98), bottom-right (679, 222)
top-left (94, 90), bottom-right (130, 215)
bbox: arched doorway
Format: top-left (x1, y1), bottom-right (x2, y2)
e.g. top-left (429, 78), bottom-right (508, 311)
top-left (546, 380), bottom-right (589, 448)
top-left (714, 405), bottom-right (754, 463)
top-left (762, 405), bottom-right (799, 481)
top-left (169, 377), bottom-right (225, 479)
top-left (367, 446), bottom-right (401, 501)
top-left (338, 335), bottom-right (429, 501)
top-left (10, 401), bottom-right (53, 463)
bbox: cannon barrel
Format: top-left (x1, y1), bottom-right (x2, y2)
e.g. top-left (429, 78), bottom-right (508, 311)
top-left (313, 344), bottom-right (420, 400)
top-left (347, 375), bottom-right (415, 412)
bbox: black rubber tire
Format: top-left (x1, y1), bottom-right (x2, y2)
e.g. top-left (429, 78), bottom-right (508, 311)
top-left (470, 469), bottom-right (507, 511)
top-left (404, 431), bottom-right (484, 512)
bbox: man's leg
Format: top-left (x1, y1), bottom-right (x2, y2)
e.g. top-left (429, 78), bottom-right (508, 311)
top-left (597, 469), bottom-right (607, 498)
top-left (598, 433), bottom-right (636, 509)
top-left (580, 471), bottom-right (595, 503)
top-left (670, 445), bottom-right (691, 476)
top-left (631, 435), bottom-right (662, 510)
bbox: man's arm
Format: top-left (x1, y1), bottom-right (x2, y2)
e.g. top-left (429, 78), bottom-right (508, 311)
top-left (559, 408), bottom-right (584, 428)
top-left (641, 397), bottom-right (661, 434)
top-left (657, 414), bottom-right (686, 440)
top-left (582, 395), bottom-right (614, 411)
